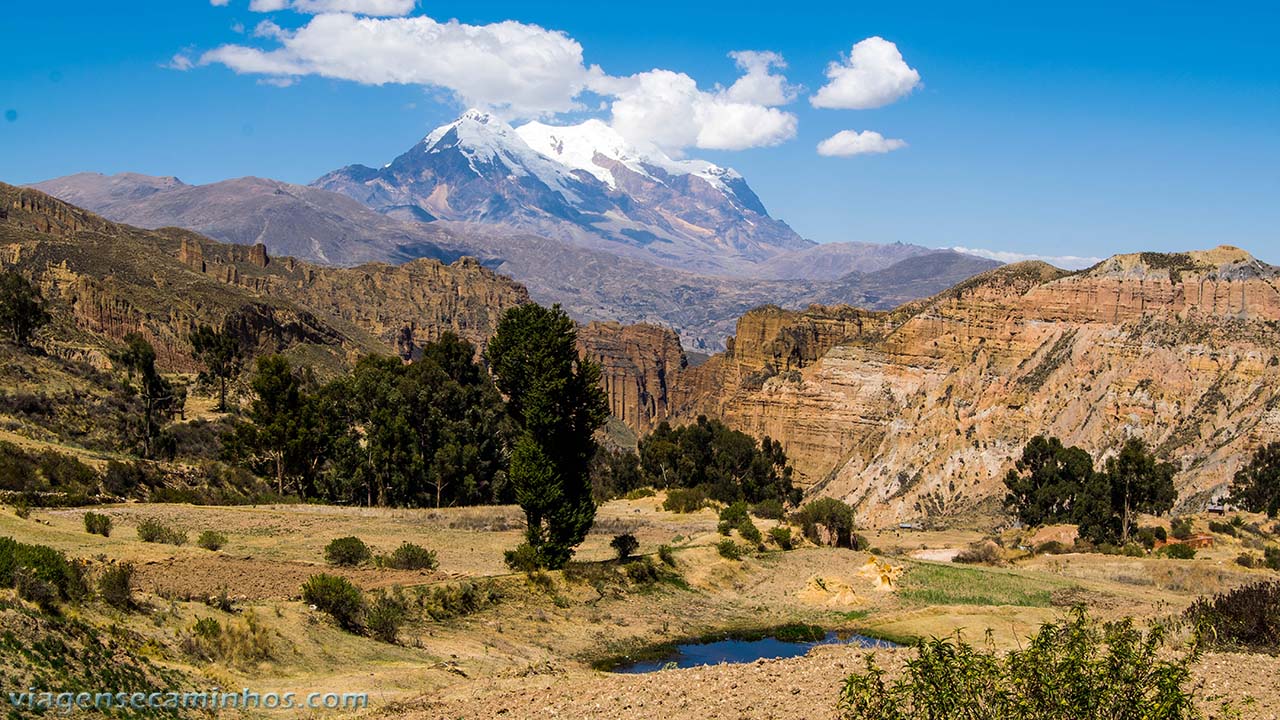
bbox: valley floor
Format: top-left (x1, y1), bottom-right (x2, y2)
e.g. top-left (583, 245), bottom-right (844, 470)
top-left (2, 497), bottom-right (1276, 718)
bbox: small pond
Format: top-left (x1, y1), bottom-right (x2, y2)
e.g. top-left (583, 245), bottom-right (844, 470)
top-left (609, 631), bottom-right (896, 674)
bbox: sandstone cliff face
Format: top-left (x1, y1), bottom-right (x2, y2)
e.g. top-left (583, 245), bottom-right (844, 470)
top-left (683, 250), bottom-right (1280, 525)
top-left (577, 322), bottom-right (687, 435)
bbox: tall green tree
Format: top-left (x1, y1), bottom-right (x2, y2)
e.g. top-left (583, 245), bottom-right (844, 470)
top-left (1230, 442), bottom-right (1280, 518)
top-left (1003, 435), bottom-right (1095, 527)
top-left (637, 417), bottom-right (799, 505)
top-left (238, 354), bottom-right (342, 496)
top-left (1102, 438), bottom-right (1177, 543)
top-left (189, 321), bottom-right (244, 411)
top-left (485, 304), bottom-right (608, 569)
top-left (0, 271), bottom-right (51, 347)
top-left (113, 334), bottom-right (181, 458)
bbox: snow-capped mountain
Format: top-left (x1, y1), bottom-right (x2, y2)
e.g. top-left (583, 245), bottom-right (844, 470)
top-left (313, 109), bottom-right (811, 276)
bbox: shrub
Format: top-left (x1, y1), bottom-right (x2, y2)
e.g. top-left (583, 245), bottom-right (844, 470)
top-left (1265, 546), bottom-right (1280, 571)
top-left (13, 502), bottom-right (30, 519)
top-left (503, 543), bottom-right (540, 572)
top-left (84, 512), bottom-right (112, 537)
top-left (953, 541), bottom-right (1003, 565)
top-left (365, 588), bottom-right (408, 643)
top-left (750, 498), bottom-right (785, 520)
top-left (610, 533), bottom-right (639, 561)
top-left (657, 544), bottom-right (676, 566)
top-left (1208, 520), bottom-right (1238, 537)
top-left (1236, 552), bottom-right (1259, 569)
top-left (1034, 540), bottom-right (1070, 555)
top-left (416, 580), bottom-right (500, 620)
top-left (1170, 516), bottom-right (1194, 540)
top-left (15, 568), bottom-right (58, 610)
top-left (98, 562), bottom-right (135, 610)
top-left (302, 574), bottom-right (364, 631)
top-left (1160, 543), bottom-right (1197, 560)
top-left (1135, 525), bottom-right (1166, 549)
top-left (137, 518), bottom-right (187, 545)
top-left (0, 537), bottom-right (88, 603)
top-left (623, 487), bottom-right (656, 500)
top-left (794, 497), bottom-right (856, 548)
top-left (1121, 543), bottom-right (1147, 557)
top-left (623, 557), bottom-right (659, 584)
top-left (324, 536), bottom-right (371, 567)
top-left (196, 530), bottom-right (228, 551)
top-left (769, 526), bottom-right (794, 550)
top-left (1185, 580), bottom-right (1280, 650)
top-left (738, 518), bottom-right (763, 546)
top-left (716, 539), bottom-right (743, 560)
top-left (382, 542), bottom-right (438, 571)
top-left (180, 612), bottom-right (273, 666)
top-left (718, 501), bottom-right (750, 535)
top-left (663, 487), bottom-right (708, 513)
top-left (839, 610), bottom-right (1203, 719)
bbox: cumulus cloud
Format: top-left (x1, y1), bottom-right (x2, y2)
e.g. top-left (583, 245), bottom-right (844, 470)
top-left (723, 50), bottom-right (798, 106)
top-left (199, 12), bottom-right (799, 152)
top-left (811, 36), bottom-right (920, 110)
top-left (246, 0), bottom-right (416, 14)
top-left (200, 13), bottom-right (601, 117)
top-left (951, 247), bottom-right (1103, 271)
top-left (816, 129), bottom-right (906, 156)
top-left (209, 0), bottom-right (231, 6)
top-left (598, 66), bottom-right (797, 154)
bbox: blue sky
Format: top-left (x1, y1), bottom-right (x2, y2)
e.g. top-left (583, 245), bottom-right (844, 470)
top-left (1, 0), bottom-right (1277, 265)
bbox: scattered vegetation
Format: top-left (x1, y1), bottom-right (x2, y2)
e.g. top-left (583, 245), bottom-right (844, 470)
top-left (715, 539), bottom-right (743, 560)
top-left (839, 609), bottom-right (1205, 719)
top-left (656, 544), bottom-right (676, 566)
top-left (324, 536), bottom-right (372, 566)
top-left (794, 497), bottom-right (856, 548)
top-left (768, 526), bottom-right (795, 550)
top-left (365, 587), bottom-right (409, 643)
top-left (0, 270), bottom-right (51, 347)
top-left (662, 487), bottom-right (709, 513)
top-left (179, 611), bottom-right (273, 666)
top-left (1160, 543), bottom-right (1197, 560)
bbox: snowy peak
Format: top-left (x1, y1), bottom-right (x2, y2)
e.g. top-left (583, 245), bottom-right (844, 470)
top-left (515, 119), bottom-right (652, 188)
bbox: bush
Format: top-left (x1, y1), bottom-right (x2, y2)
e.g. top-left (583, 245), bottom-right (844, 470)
top-left (83, 511), bottom-right (112, 537)
top-left (839, 610), bottom-right (1202, 719)
top-left (750, 498), bottom-right (785, 520)
top-left (382, 542), bottom-right (438, 571)
top-left (1236, 552), bottom-right (1259, 569)
top-left (365, 588), bottom-right (408, 643)
top-left (1135, 525), bottom-right (1166, 549)
top-left (196, 530), bottom-right (227, 551)
top-left (716, 539), bottom-right (743, 560)
top-left (416, 580), bottom-right (500, 620)
top-left (623, 557), bottom-right (659, 584)
top-left (137, 518), bottom-right (187, 545)
top-left (1185, 580), bottom-right (1280, 650)
top-left (1160, 543), bottom-right (1197, 560)
top-left (718, 501), bottom-right (750, 535)
top-left (13, 502), bottom-right (30, 520)
top-left (610, 533), bottom-right (639, 561)
top-left (98, 562), bottom-right (135, 610)
top-left (1034, 540), bottom-right (1070, 555)
top-left (623, 487), bottom-right (656, 500)
top-left (738, 518), bottom-right (763, 546)
top-left (953, 541), bottom-right (1003, 565)
top-left (302, 574), bottom-right (364, 631)
top-left (1265, 545), bottom-right (1280, 571)
top-left (657, 544), bottom-right (676, 566)
top-left (324, 536), bottom-right (371, 567)
top-left (1170, 516), bottom-right (1194, 540)
top-left (663, 487), bottom-right (708, 514)
top-left (769, 526), bottom-right (794, 551)
top-left (504, 543), bottom-right (540, 572)
top-left (15, 567), bottom-right (58, 610)
top-left (1208, 520), bottom-right (1238, 537)
top-left (0, 537), bottom-right (88, 603)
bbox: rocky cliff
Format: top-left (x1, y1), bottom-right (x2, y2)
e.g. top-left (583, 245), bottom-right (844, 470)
top-left (0, 184), bottom-right (527, 373)
top-left (577, 322), bottom-right (688, 435)
top-left (679, 249), bottom-right (1280, 525)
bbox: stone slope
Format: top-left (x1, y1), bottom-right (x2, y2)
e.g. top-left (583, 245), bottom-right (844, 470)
top-left (679, 252), bottom-right (1280, 524)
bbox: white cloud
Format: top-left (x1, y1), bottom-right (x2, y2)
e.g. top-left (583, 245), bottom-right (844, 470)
top-left (811, 36), bottom-right (920, 110)
top-left (598, 68), bottom-right (797, 154)
top-left (200, 13), bottom-right (798, 152)
top-left (165, 52), bottom-right (195, 71)
top-left (816, 129), bottom-right (906, 156)
top-left (248, 0), bottom-right (288, 10)
top-left (210, 0), bottom-right (231, 6)
top-left (249, 0), bottom-right (418, 15)
top-left (951, 247), bottom-right (1103, 271)
top-left (723, 50), bottom-right (798, 106)
top-left (200, 13), bottom-right (601, 117)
